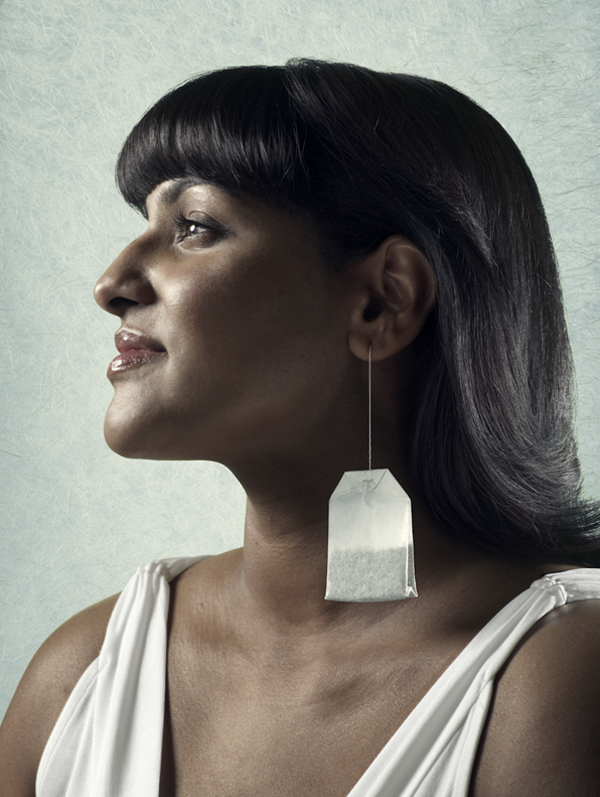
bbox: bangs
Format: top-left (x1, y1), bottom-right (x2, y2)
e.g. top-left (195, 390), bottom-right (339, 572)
top-left (116, 65), bottom-right (310, 215)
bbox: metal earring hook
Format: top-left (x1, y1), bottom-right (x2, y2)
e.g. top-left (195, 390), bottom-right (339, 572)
top-left (368, 343), bottom-right (372, 472)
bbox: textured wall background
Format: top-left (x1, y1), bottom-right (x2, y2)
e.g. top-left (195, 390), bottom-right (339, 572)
top-left (1, 0), bottom-right (599, 717)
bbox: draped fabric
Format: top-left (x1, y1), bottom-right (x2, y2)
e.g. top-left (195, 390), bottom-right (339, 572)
top-left (36, 559), bottom-right (600, 797)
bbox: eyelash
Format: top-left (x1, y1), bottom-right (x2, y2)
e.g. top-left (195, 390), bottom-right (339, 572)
top-left (173, 212), bottom-right (219, 242)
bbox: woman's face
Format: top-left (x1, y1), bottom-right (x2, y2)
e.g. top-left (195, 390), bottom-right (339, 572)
top-left (94, 180), bottom-right (351, 465)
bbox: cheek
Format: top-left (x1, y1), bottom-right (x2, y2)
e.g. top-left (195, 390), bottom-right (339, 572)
top-left (165, 252), bottom-right (329, 359)
top-left (164, 260), bottom-right (335, 415)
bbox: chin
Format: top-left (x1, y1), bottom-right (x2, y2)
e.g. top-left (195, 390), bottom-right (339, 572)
top-left (103, 399), bottom-right (163, 459)
top-left (104, 419), bottom-right (152, 459)
top-left (103, 403), bottom-right (207, 461)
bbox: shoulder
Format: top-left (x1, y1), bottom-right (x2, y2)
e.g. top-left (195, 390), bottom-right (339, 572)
top-left (0, 593), bottom-right (120, 797)
top-left (470, 592), bottom-right (600, 797)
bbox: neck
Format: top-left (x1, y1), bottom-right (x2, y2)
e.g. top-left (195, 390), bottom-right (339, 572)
top-left (219, 353), bottom-right (543, 636)
top-left (229, 447), bottom-right (471, 633)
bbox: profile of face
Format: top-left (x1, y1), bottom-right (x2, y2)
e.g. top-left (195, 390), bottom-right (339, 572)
top-left (94, 181), bottom-right (354, 467)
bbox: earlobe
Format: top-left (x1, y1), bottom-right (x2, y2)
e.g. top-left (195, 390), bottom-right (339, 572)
top-left (348, 236), bottom-right (436, 362)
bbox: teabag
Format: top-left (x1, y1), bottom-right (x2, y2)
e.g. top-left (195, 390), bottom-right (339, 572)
top-left (325, 469), bottom-right (418, 602)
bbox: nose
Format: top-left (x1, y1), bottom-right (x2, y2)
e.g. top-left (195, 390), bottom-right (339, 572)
top-left (94, 238), bottom-right (157, 317)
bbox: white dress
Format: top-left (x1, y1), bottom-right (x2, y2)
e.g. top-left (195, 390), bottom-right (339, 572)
top-left (35, 557), bottom-right (600, 797)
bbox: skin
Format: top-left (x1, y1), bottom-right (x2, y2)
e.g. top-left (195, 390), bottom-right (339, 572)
top-left (1, 180), bottom-right (599, 797)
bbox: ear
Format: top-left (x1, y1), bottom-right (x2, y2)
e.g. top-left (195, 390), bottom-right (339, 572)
top-left (347, 236), bottom-right (436, 362)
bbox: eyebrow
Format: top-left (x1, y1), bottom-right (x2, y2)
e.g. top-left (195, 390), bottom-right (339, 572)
top-left (142, 178), bottom-right (208, 217)
top-left (143, 177), bottom-right (237, 218)
top-left (158, 177), bottom-right (210, 207)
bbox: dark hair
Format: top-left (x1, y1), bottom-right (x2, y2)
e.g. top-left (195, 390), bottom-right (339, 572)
top-left (116, 58), bottom-right (600, 562)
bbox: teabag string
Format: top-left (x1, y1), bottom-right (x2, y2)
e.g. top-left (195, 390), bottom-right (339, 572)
top-left (325, 345), bottom-right (418, 602)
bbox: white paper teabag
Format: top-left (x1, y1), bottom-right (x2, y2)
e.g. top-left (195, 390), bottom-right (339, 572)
top-left (325, 469), bottom-right (417, 602)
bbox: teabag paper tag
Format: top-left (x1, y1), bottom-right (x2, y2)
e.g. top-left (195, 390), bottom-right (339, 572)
top-left (325, 469), bottom-right (417, 602)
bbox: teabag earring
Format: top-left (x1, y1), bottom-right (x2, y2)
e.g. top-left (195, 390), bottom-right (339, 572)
top-left (325, 345), bottom-right (418, 602)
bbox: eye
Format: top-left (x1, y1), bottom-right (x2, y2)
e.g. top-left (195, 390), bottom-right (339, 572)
top-left (173, 211), bottom-right (221, 244)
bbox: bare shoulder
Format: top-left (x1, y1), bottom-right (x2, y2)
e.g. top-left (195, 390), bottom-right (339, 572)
top-left (471, 595), bottom-right (600, 797)
top-left (0, 593), bottom-right (120, 797)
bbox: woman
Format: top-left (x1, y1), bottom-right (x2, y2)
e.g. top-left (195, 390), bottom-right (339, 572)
top-left (1, 59), bottom-right (600, 797)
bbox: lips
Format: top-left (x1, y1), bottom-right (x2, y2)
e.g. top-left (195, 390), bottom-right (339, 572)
top-left (114, 329), bottom-right (166, 354)
top-left (108, 328), bottom-right (167, 376)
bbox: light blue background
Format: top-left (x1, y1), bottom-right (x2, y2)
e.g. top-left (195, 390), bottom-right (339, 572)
top-left (1, 0), bottom-right (599, 716)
